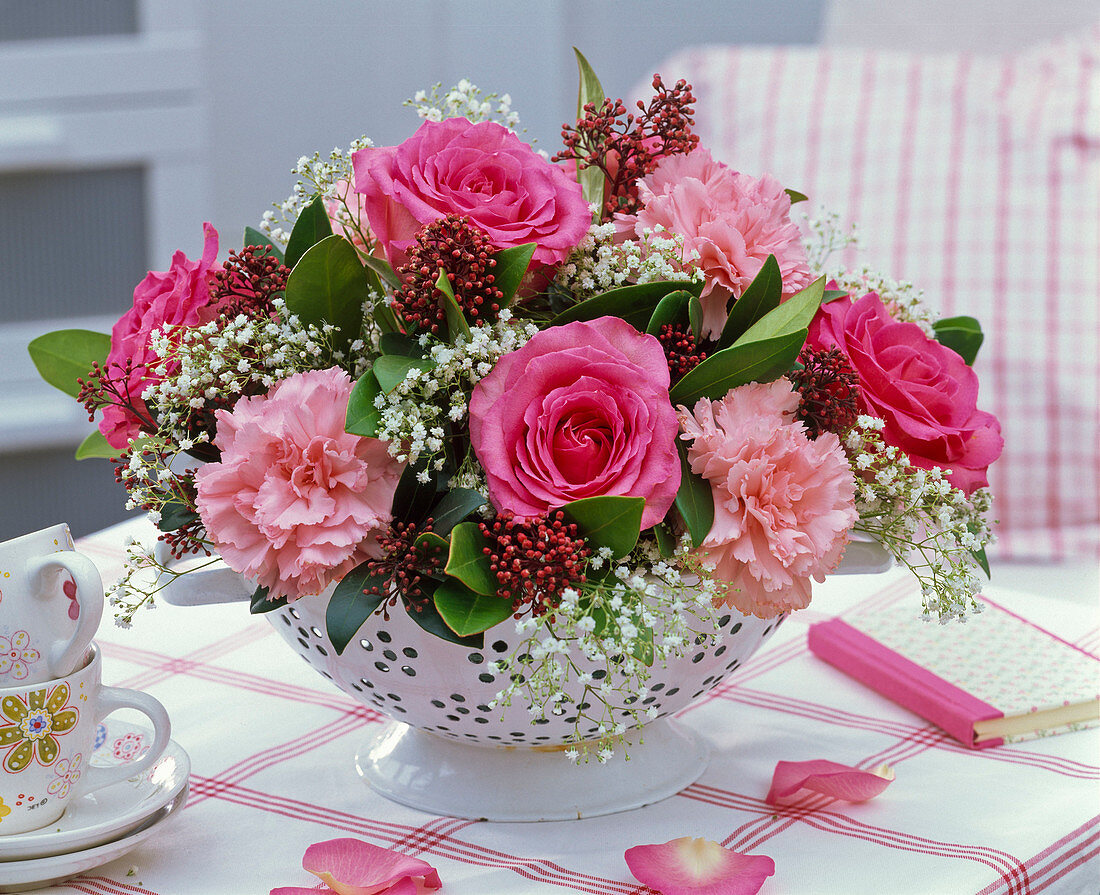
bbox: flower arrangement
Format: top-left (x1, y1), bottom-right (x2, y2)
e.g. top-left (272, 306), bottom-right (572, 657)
top-left (29, 52), bottom-right (1000, 756)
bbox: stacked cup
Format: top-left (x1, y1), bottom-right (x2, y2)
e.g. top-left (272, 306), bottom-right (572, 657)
top-left (0, 524), bottom-right (171, 836)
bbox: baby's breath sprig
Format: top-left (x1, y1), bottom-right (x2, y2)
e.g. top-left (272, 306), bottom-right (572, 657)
top-left (406, 80), bottom-right (523, 133)
top-left (487, 537), bottom-right (721, 762)
top-left (846, 416), bottom-right (995, 620)
top-left (824, 265), bottom-right (938, 332)
top-left (107, 535), bottom-right (222, 628)
top-left (802, 207), bottom-right (861, 269)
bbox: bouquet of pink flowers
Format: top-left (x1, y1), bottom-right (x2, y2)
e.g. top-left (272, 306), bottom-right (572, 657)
top-left (30, 52), bottom-right (1000, 707)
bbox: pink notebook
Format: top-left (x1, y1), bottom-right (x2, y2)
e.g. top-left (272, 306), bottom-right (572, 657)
top-left (808, 595), bottom-right (1100, 749)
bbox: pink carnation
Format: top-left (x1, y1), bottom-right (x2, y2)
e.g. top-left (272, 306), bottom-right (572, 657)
top-left (100, 223), bottom-right (221, 448)
top-left (623, 148), bottom-right (812, 338)
top-left (194, 368), bottom-right (404, 599)
top-left (679, 380), bottom-right (857, 618)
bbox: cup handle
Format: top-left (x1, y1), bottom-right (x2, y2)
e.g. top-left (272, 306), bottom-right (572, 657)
top-left (77, 686), bottom-right (173, 795)
top-left (26, 552), bottom-right (105, 678)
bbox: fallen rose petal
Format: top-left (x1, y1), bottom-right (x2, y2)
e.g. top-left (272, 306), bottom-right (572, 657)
top-left (274, 838), bottom-right (442, 895)
top-left (766, 759), bottom-right (895, 805)
top-left (625, 837), bottom-right (776, 895)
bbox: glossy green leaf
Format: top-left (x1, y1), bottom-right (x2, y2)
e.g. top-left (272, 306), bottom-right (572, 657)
top-left (249, 585), bottom-right (288, 615)
top-left (361, 253), bottom-right (400, 290)
top-left (444, 522), bottom-right (496, 596)
top-left (371, 354), bottom-right (436, 394)
top-left (717, 255), bottom-right (782, 350)
top-left (559, 495), bottom-right (645, 559)
top-left (327, 562), bottom-right (389, 654)
top-left (669, 330), bottom-right (807, 406)
top-left (552, 280), bottom-right (703, 330)
top-left (242, 226), bottom-right (285, 263)
top-left (645, 290), bottom-right (692, 336)
top-left (407, 595), bottom-right (485, 648)
top-left (823, 289), bottom-right (850, 304)
top-left (785, 188), bottom-right (809, 204)
top-left (933, 315), bottom-right (984, 365)
top-left (75, 429), bottom-right (115, 460)
top-left (283, 235), bottom-right (367, 351)
top-left (434, 579), bottom-right (513, 637)
top-left (674, 439), bottom-right (714, 549)
top-left (28, 329), bottom-right (111, 398)
top-left (378, 332), bottom-right (424, 357)
top-left (429, 488), bottom-right (487, 536)
top-left (733, 276), bottom-right (824, 347)
top-left (653, 523), bottom-right (677, 558)
top-left (493, 243), bottom-right (537, 306)
top-left (157, 499), bottom-right (198, 533)
top-left (392, 460), bottom-right (437, 525)
top-left (573, 47), bottom-right (607, 214)
top-left (371, 296), bottom-right (402, 334)
top-left (630, 624), bottom-right (655, 666)
top-left (284, 196), bottom-right (334, 269)
top-left (344, 370), bottom-right (381, 437)
top-left (435, 270), bottom-right (471, 341)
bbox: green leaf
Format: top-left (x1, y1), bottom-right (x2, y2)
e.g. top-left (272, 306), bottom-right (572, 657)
top-left (559, 495), bottom-right (645, 559)
top-left (645, 290), bottom-right (692, 336)
top-left (823, 289), bottom-right (849, 304)
top-left (371, 354), bottom-right (436, 394)
top-left (933, 315), bottom-right (984, 365)
top-left (344, 370), bottom-right (381, 437)
top-left (652, 523), bottom-right (677, 558)
top-left (630, 624), bottom-right (655, 666)
top-left (573, 47), bottom-right (607, 214)
top-left (493, 243), bottom-right (537, 306)
top-left (552, 280), bottom-right (703, 330)
top-left (28, 329), bottom-right (111, 398)
top-left (379, 332), bottom-right (425, 358)
top-left (688, 296), bottom-right (704, 342)
top-left (327, 562), bottom-right (389, 654)
top-left (669, 330), bottom-right (807, 405)
top-left (435, 270), bottom-right (472, 341)
top-left (733, 275), bottom-right (824, 348)
top-left (249, 586), bottom-right (288, 615)
top-left (406, 596), bottom-right (485, 648)
top-left (785, 188), bottom-right (809, 204)
top-left (284, 196), bottom-right (334, 269)
top-left (361, 253), bottom-right (400, 290)
top-left (674, 439), bottom-right (714, 549)
top-left (434, 578), bottom-right (513, 637)
top-left (717, 255), bottom-right (782, 350)
top-left (157, 499), bottom-right (197, 533)
top-left (971, 545), bottom-right (991, 579)
top-left (242, 226), bottom-right (284, 263)
top-left (392, 460), bottom-right (437, 525)
top-left (429, 488), bottom-right (487, 536)
top-left (371, 299), bottom-right (402, 334)
top-left (75, 429), bottom-right (115, 460)
top-left (444, 522), bottom-right (496, 596)
top-left (283, 235), bottom-right (367, 352)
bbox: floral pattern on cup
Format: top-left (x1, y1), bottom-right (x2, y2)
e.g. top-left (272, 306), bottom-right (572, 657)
top-left (111, 731), bottom-right (147, 763)
top-left (0, 683), bottom-right (79, 772)
top-left (0, 631), bottom-right (41, 681)
top-left (0, 796), bottom-right (10, 824)
top-left (62, 577), bottom-right (80, 621)
top-left (46, 752), bottom-right (83, 799)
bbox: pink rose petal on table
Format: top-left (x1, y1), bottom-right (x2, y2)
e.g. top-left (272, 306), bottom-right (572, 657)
top-left (625, 837), bottom-right (775, 895)
top-left (285, 838), bottom-right (441, 895)
top-left (766, 759), bottom-right (895, 805)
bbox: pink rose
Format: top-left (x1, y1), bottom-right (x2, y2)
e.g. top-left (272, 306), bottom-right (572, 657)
top-left (808, 292), bottom-right (1003, 493)
top-left (468, 317), bottom-right (681, 529)
top-left (352, 118), bottom-right (590, 268)
top-left (194, 368), bottom-right (404, 599)
top-left (100, 223), bottom-right (221, 449)
top-left (621, 148), bottom-right (812, 338)
top-left (679, 380), bottom-right (857, 618)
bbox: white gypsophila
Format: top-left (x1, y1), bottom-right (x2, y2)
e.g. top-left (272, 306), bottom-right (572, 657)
top-left (405, 81), bottom-right (523, 133)
top-left (802, 206), bottom-right (861, 270)
top-left (555, 222), bottom-right (704, 300)
top-left (847, 417), bottom-right (994, 621)
top-left (824, 264), bottom-right (938, 333)
top-left (486, 535), bottom-right (721, 762)
top-left (372, 311), bottom-right (537, 468)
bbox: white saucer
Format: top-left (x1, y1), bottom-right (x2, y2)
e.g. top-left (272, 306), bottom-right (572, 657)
top-left (0, 719), bottom-right (189, 861)
top-left (0, 782), bottom-right (188, 893)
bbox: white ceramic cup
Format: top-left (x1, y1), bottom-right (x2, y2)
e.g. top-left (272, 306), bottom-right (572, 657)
top-left (0, 643), bottom-right (171, 835)
top-left (0, 524), bottom-right (104, 685)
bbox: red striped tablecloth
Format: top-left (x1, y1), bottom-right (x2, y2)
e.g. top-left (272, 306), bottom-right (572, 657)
top-left (26, 518), bottom-right (1095, 895)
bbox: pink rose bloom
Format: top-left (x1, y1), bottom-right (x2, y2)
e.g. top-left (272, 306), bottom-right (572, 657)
top-left (808, 292), bottom-right (1003, 493)
top-left (352, 118), bottom-right (590, 268)
top-left (468, 317), bottom-right (681, 529)
top-left (679, 380), bottom-right (857, 618)
top-left (622, 148), bottom-right (812, 338)
top-left (100, 223), bottom-right (221, 449)
top-left (194, 368), bottom-right (404, 599)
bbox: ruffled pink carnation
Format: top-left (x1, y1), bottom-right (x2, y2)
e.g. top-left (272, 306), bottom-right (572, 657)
top-left (194, 368), bottom-right (404, 599)
top-left (679, 380), bottom-right (857, 618)
top-left (100, 223), bottom-right (221, 448)
top-left (623, 148), bottom-right (812, 338)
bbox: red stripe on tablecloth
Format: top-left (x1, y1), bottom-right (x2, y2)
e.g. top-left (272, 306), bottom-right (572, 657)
top-left (841, 52), bottom-right (878, 270)
top-left (63, 880), bottom-right (160, 895)
top-left (798, 51), bottom-right (831, 201)
top-left (1033, 839), bottom-right (1099, 894)
top-left (973, 816), bottom-right (1099, 895)
top-left (757, 48), bottom-right (787, 173)
top-left (715, 47), bottom-right (739, 162)
top-left (1043, 104), bottom-right (1065, 557)
top-left (116, 623), bottom-right (274, 692)
top-left (937, 53), bottom-right (973, 311)
top-left (891, 56), bottom-right (925, 276)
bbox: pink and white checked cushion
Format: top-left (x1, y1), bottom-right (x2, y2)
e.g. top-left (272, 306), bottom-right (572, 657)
top-left (645, 26), bottom-right (1100, 560)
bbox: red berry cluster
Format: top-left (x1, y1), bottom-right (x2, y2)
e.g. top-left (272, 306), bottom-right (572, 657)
top-left (656, 323), bottom-right (707, 384)
top-left (77, 359), bottom-right (158, 438)
top-left (364, 520), bottom-right (445, 614)
top-left (789, 347), bottom-right (862, 438)
top-left (478, 512), bottom-right (591, 616)
top-left (211, 245), bottom-right (290, 320)
top-left (393, 215), bottom-right (503, 334)
top-left (554, 74), bottom-right (699, 220)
